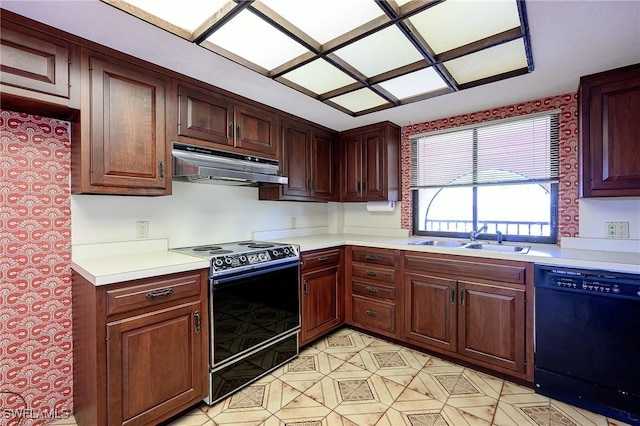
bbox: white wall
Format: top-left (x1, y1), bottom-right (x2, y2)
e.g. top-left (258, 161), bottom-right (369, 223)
top-left (578, 197), bottom-right (640, 240)
top-left (71, 182), bottom-right (328, 247)
top-left (341, 202), bottom-right (407, 237)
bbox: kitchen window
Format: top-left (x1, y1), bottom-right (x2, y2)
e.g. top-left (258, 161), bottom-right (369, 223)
top-left (411, 112), bottom-right (559, 244)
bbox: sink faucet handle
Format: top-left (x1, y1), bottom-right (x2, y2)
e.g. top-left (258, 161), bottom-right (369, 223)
top-left (496, 230), bottom-right (503, 245)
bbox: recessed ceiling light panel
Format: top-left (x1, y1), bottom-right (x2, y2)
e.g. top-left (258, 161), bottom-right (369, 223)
top-left (378, 67), bottom-right (449, 100)
top-left (329, 88), bottom-right (388, 113)
top-left (281, 59), bottom-right (358, 95)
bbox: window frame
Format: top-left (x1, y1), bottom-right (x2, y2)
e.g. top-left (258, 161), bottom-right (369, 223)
top-left (411, 113), bottom-right (559, 244)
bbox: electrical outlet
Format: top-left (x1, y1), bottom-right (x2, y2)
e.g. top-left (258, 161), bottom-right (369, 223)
top-left (136, 221), bottom-right (149, 238)
top-left (605, 221), bottom-right (629, 239)
top-left (290, 217), bottom-right (297, 229)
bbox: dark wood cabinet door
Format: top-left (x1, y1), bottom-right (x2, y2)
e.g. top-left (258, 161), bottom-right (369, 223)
top-left (281, 121), bottom-right (312, 198)
top-left (178, 84), bottom-right (233, 147)
top-left (580, 65), bottom-right (640, 196)
top-left (234, 102), bottom-right (278, 157)
top-left (301, 265), bottom-right (342, 345)
top-left (311, 130), bottom-right (335, 200)
top-left (89, 55), bottom-right (168, 193)
top-left (404, 272), bottom-right (457, 352)
top-left (0, 26), bottom-right (71, 99)
top-left (361, 129), bottom-right (385, 200)
top-left (106, 301), bottom-right (204, 426)
top-left (457, 280), bottom-right (525, 373)
top-left (341, 135), bottom-right (363, 200)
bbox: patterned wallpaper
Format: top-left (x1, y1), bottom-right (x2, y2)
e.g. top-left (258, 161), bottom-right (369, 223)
top-left (400, 93), bottom-right (580, 242)
top-left (0, 110), bottom-right (73, 426)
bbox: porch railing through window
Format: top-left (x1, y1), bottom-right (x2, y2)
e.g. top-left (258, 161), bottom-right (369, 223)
top-left (425, 219), bottom-right (551, 237)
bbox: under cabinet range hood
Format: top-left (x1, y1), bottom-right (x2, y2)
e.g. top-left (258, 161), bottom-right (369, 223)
top-left (172, 142), bottom-right (287, 186)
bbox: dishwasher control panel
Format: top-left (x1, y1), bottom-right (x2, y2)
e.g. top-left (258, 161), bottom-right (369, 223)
top-left (535, 265), bottom-right (640, 300)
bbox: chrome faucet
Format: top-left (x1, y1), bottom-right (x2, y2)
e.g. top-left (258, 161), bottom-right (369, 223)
top-left (470, 224), bottom-right (488, 241)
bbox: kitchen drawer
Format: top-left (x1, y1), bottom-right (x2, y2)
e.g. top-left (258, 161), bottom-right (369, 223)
top-left (301, 248), bottom-right (341, 271)
top-left (351, 295), bottom-right (395, 334)
top-left (351, 248), bottom-right (396, 267)
top-left (106, 272), bottom-right (202, 316)
top-left (352, 281), bottom-right (396, 301)
top-left (404, 254), bottom-right (526, 285)
top-left (351, 264), bottom-right (396, 285)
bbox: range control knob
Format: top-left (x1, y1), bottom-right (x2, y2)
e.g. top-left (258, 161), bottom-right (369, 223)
top-left (214, 258), bottom-right (224, 266)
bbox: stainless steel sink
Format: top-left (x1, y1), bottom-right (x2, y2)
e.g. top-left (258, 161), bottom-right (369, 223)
top-left (462, 243), bottom-right (530, 254)
top-left (409, 240), bottom-right (467, 248)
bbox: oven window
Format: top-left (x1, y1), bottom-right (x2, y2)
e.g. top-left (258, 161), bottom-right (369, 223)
top-left (211, 263), bottom-right (300, 365)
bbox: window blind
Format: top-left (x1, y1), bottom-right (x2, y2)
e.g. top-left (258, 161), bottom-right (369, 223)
top-left (410, 113), bottom-right (559, 189)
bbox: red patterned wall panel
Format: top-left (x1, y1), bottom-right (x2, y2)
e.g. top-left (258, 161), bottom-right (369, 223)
top-left (0, 110), bottom-right (73, 425)
top-left (400, 93), bottom-right (579, 242)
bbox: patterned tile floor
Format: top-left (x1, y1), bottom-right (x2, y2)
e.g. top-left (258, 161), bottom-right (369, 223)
top-left (52, 328), bottom-right (632, 426)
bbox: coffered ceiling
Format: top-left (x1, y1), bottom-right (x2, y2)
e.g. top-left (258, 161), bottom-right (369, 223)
top-left (1, 1), bottom-right (639, 131)
top-left (101, 0), bottom-right (533, 116)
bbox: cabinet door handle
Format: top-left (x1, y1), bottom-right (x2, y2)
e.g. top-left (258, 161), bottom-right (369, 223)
top-left (228, 122), bottom-right (234, 138)
top-left (145, 287), bottom-right (174, 299)
top-left (158, 160), bottom-right (164, 180)
top-left (194, 310), bottom-right (201, 334)
top-left (365, 310), bottom-right (379, 317)
top-left (362, 182), bottom-right (366, 192)
top-left (236, 125), bottom-right (241, 140)
top-left (356, 181), bottom-right (361, 193)
top-left (364, 254), bottom-right (378, 261)
top-left (366, 271), bottom-right (378, 277)
top-left (308, 179), bottom-right (312, 190)
top-left (317, 256), bottom-right (329, 261)
top-left (366, 286), bottom-right (378, 293)
top-left (303, 281), bottom-right (308, 295)
top-left (460, 289), bottom-right (465, 306)
top-left (450, 287), bottom-right (456, 304)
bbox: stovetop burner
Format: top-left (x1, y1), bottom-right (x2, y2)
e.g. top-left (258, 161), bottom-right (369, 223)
top-left (193, 245), bottom-right (223, 251)
top-left (170, 240), bottom-right (300, 276)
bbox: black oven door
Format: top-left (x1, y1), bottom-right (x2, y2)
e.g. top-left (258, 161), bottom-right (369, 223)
top-left (209, 260), bottom-right (300, 367)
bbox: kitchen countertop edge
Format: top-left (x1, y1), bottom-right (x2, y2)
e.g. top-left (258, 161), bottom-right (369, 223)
top-left (278, 234), bottom-right (640, 274)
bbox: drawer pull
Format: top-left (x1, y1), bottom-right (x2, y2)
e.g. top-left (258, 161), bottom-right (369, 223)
top-left (194, 310), bottom-right (201, 334)
top-left (317, 256), bottom-right (329, 261)
top-left (366, 271), bottom-right (378, 277)
top-left (364, 254), bottom-right (378, 261)
top-left (145, 287), bottom-right (174, 299)
top-left (365, 310), bottom-right (379, 317)
top-left (366, 286), bottom-right (378, 293)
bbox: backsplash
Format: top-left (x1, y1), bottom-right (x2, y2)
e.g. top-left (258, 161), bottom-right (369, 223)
top-left (0, 111), bottom-right (73, 425)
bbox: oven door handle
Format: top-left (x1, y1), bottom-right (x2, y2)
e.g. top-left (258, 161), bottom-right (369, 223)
top-left (210, 261), bottom-right (299, 287)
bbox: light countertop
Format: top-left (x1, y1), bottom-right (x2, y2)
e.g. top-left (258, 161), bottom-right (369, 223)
top-left (71, 234), bottom-right (639, 286)
top-left (71, 239), bottom-right (209, 286)
top-left (272, 233), bottom-right (640, 274)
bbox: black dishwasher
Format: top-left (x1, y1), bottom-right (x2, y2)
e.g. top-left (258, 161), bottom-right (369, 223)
top-left (534, 265), bottom-right (640, 425)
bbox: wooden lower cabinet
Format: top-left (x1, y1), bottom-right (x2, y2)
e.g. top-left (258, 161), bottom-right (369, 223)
top-left (73, 270), bottom-right (208, 426)
top-left (300, 248), bottom-right (344, 346)
top-left (404, 252), bottom-right (533, 382)
top-left (346, 246), bottom-right (401, 340)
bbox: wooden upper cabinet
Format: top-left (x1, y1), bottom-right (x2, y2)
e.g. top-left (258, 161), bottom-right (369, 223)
top-left (339, 121), bottom-right (399, 201)
top-left (177, 82), bottom-right (278, 158)
top-left (74, 52), bottom-right (170, 195)
top-left (0, 22), bottom-right (79, 111)
top-left (259, 118), bottom-right (336, 201)
top-left (579, 63), bottom-right (640, 197)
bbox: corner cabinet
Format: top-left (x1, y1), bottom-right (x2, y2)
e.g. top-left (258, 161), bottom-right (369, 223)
top-left (72, 270), bottom-right (208, 426)
top-left (72, 51), bottom-right (171, 195)
top-left (339, 121), bottom-right (400, 202)
top-left (300, 248), bottom-right (344, 346)
top-left (579, 63), bottom-right (640, 197)
top-left (403, 252), bottom-right (533, 382)
top-left (176, 82), bottom-right (278, 158)
top-left (259, 118), bottom-right (337, 201)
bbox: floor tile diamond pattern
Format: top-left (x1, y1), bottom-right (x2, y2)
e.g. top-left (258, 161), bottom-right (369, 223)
top-left (54, 327), bottom-right (632, 426)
